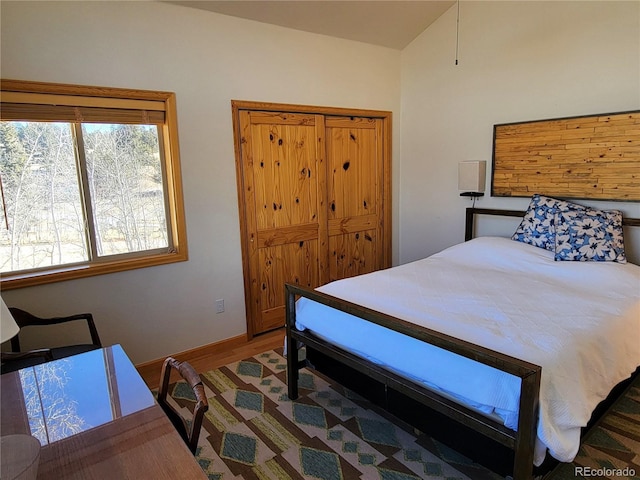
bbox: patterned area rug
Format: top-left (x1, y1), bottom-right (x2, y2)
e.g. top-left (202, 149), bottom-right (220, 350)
top-left (546, 374), bottom-right (640, 480)
top-left (166, 349), bottom-right (502, 480)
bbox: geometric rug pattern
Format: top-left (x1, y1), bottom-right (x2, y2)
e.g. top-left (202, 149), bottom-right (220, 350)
top-left (166, 349), bottom-right (503, 480)
top-left (546, 374), bottom-right (640, 480)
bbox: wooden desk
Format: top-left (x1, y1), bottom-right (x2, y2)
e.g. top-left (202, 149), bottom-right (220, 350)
top-left (1, 345), bottom-right (206, 480)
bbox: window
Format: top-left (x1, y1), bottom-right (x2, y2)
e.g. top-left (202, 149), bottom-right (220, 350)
top-left (0, 80), bottom-right (188, 289)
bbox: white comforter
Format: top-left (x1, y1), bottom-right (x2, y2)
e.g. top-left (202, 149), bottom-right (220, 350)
top-left (295, 237), bottom-right (640, 465)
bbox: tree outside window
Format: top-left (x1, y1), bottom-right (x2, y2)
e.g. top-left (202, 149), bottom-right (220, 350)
top-left (0, 80), bottom-right (187, 289)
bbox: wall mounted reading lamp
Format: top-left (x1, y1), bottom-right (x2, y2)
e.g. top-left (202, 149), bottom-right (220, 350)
top-left (458, 160), bottom-right (486, 198)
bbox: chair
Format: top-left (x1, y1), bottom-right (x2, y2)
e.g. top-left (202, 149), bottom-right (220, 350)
top-left (157, 357), bottom-right (208, 454)
top-left (1, 308), bottom-right (102, 374)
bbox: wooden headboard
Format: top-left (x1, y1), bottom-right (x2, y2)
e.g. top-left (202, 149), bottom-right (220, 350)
top-left (492, 111), bottom-right (640, 201)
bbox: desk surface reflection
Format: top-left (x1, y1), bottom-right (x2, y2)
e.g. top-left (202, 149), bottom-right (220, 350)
top-left (1, 344), bottom-right (206, 480)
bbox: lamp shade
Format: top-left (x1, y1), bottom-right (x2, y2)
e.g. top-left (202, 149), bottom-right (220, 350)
top-left (1, 434), bottom-right (41, 480)
top-left (1, 297), bottom-right (19, 344)
top-left (458, 160), bottom-right (487, 193)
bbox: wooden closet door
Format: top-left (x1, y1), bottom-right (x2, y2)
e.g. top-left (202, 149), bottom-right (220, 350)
top-left (325, 116), bottom-right (385, 282)
top-left (237, 111), bottom-right (327, 336)
top-left (234, 102), bottom-right (391, 337)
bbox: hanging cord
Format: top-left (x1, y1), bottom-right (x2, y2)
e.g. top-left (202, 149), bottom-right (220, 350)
top-left (455, 0), bottom-right (460, 65)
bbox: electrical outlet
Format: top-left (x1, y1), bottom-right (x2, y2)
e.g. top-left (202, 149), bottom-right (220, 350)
top-left (215, 299), bottom-right (225, 314)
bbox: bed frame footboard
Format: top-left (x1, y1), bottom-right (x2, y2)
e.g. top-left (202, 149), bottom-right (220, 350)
top-left (285, 283), bottom-right (541, 480)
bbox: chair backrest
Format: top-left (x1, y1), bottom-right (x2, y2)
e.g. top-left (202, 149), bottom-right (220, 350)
top-left (8, 308), bottom-right (102, 353)
top-left (157, 357), bottom-right (208, 454)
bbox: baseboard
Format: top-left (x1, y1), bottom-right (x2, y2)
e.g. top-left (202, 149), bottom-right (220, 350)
top-left (135, 333), bottom-right (248, 382)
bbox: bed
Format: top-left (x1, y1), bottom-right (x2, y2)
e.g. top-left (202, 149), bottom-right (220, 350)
top-left (285, 206), bottom-right (640, 480)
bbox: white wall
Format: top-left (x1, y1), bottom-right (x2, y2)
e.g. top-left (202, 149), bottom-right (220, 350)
top-left (2, 1), bottom-right (639, 364)
top-left (0, 1), bottom-right (402, 364)
top-left (399, 1), bottom-right (640, 264)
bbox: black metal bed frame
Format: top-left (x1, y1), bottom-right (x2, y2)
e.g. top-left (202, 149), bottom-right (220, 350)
top-left (286, 207), bottom-right (640, 480)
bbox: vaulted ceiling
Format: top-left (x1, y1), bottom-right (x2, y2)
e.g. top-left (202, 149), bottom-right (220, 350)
top-left (165, 1), bottom-right (455, 50)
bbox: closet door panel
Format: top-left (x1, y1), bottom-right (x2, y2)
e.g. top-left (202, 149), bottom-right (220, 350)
top-left (328, 228), bottom-right (378, 280)
top-left (258, 239), bottom-right (319, 332)
top-left (238, 111), bottom-right (323, 335)
top-left (251, 122), bottom-right (318, 230)
top-left (325, 117), bottom-right (384, 282)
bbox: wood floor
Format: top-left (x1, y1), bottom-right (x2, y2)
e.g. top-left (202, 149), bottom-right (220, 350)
top-left (137, 328), bottom-right (285, 390)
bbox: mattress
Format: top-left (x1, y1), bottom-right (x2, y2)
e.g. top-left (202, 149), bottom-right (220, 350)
top-left (294, 237), bottom-right (640, 465)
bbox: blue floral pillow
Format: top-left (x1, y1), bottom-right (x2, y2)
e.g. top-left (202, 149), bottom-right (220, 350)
top-left (511, 194), bottom-right (584, 251)
top-left (554, 206), bottom-right (626, 263)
